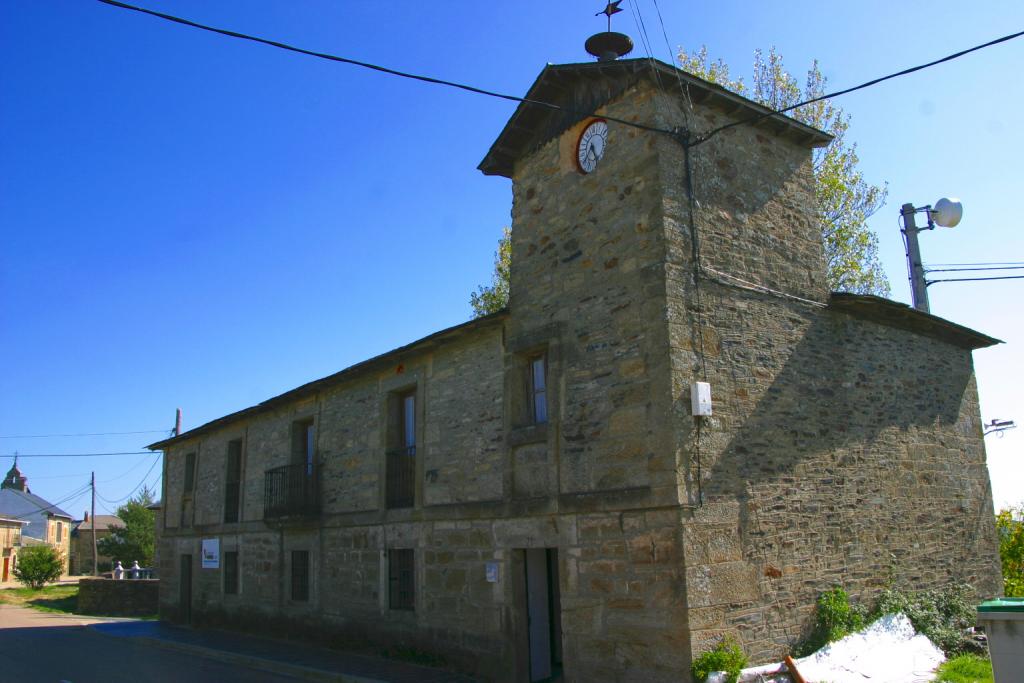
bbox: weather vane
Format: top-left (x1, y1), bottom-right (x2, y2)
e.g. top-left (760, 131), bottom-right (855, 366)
top-left (596, 1), bottom-right (624, 33)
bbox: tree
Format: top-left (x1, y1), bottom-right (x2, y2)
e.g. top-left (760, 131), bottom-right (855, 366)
top-left (996, 505), bottom-right (1024, 597)
top-left (469, 226), bottom-right (511, 318)
top-left (13, 545), bottom-right (64, 589)
top-left (678, 46), bottom-right (890, 296)
top-left (97, 486), bottom-right (156, 568)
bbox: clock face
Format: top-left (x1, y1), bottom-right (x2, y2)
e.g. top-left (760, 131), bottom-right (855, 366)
top-left (576, 119), bottom-right (608, 174)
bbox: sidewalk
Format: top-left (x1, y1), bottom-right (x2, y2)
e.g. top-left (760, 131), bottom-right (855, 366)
top-left (91, 620), bottom-right (479, 683)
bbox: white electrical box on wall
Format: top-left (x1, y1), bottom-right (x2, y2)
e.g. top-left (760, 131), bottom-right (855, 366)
top-left (691, 382), bottom-right (712, 416)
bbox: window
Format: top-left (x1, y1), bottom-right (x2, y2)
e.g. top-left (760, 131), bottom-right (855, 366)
top-left (386, 389), bottom-right (416, 509)
top-left (291, 550), bottom-right (310, 602)
top-left (388, 548), bottom-right (415, 610)
top-left (56, 521), bottom-right (63, 540)
top-left (223, 551), bottom-right (239, 595)
top-left (184, 452), bottom-right (196, 494)
top-left (528, 354), bottom-right (548, 424)
top-left (224, 440), bottom-right (243, 523)
top-left (292, 419), bottom-right (315, 475)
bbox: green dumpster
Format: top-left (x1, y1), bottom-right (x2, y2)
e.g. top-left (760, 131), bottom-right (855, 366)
top-left (977, 598), bottom-right (1024, 682)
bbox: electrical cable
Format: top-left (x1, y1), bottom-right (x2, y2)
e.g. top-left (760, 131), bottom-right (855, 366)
top-left (688, 28), bottom-right (1024, 148)
top-left (0, 451), bottom-right (154, 458)
top-left (94, 0), bottom-right (675, 138)
top-left (649, 0), bottom-right (693, 115)
top-left (99, 452), bottom-right (161, 484)
top-left (925, 262), bottom-right (1024, 267)
top-left (96, 0), bottom-right (1024, 156)
top-left (924, 266), bottom-right (1024, 273)
top-left (96, 456), bottom-right (161, 506)
top-left (0, 429), bottom-right (167, 439)
top-left (927, 275), bottom-right (1024, 284)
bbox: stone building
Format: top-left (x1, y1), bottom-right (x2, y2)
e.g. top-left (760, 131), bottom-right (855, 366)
top-left (149, 56), bottom-right (1001, 682)
top-left (69, 513), bottom-right (124, 575)
top-left (1, 516), bottom-right (28, 583)
top-left (0, 462), bottom-right (72, 575)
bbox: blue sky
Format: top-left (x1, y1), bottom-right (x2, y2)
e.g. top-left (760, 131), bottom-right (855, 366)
top-left (2, 0), bottom-right (1022, 516)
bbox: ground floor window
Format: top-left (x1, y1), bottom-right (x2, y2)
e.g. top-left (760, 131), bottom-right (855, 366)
top-left (223, 551), bottom-right (238, 595)
top-left (388, 548), bottom-right (414, 611)
top-left (291, 550), bottom-right (309, 602)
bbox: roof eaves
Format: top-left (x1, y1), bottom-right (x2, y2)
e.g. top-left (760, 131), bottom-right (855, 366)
top-left (148, 309), bottom-right (509, 450)
top-left (828, 293), bottom-right (1001, 350)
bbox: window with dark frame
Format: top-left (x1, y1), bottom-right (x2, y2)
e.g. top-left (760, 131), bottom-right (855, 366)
top-left (184, 452), bottom-right (196, 493)
top-left (386, 389), bottom-right (416, 509)
top-left (223, 551), bottom-right (239, 595)
top-left (528, 354), bottom-right (548, 424)
top-left (388, 548), bottom-right (415, 611)
top-left (224, 440), bottom-right (243, 523)
top-left (291, 550), bottom-right (310, 602)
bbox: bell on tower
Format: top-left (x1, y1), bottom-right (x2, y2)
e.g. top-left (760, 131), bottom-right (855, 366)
top-left (586, 1), bottom-right (633, 62)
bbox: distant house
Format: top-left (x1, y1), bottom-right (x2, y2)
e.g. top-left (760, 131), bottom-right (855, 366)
top-left (0, 516), bottom-right (29, 582)
top-left (69, 513), bottom-right (124, 575)
top-left (0, 462), bottom-right (72, 574)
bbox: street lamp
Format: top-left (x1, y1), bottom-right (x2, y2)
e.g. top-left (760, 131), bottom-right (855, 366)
top-left (900, 198), bottom-right (963, 314)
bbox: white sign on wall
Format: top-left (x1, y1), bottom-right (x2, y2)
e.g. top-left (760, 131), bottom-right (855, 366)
top-left (486, 561), bottom-right (500, 583)
top-left (201, 538), bottom-right (220, 569)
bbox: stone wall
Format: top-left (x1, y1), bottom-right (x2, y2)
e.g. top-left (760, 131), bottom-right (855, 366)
top-left (652, 86), bottom-right (1001, 662)
top-left (78, 577), bottom-right (159, 616)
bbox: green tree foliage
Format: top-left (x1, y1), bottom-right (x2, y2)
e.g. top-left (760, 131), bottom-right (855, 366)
top-left (997, 504), bottom-right (1024, 597)
top-left (97, 486), bottom-right (156, 568)
top-left (13, 545), bottom-right (64, 589)
top-left (679, 47), bottom-right (890, 296)
top-left (469, 226), bottom-right (511, 318)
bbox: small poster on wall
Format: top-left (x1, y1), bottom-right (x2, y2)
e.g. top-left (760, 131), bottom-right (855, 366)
top-left (201, 538), bottom-right (220, 569)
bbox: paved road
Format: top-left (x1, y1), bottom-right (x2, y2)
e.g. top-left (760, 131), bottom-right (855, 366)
top-left (0, 604), bottom-right (299, 683)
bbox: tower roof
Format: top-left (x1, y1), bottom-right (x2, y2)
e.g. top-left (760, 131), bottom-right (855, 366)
top-left (478, 58), bottom-right (832, 179)
top-left (2, 460), bottom-right (29, 493)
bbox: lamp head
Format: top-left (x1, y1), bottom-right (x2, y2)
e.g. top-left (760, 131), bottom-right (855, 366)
top-left (930, 197), bottom-right (963, 228)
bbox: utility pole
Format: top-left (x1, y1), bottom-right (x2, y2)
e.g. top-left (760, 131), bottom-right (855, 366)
top-left (91, 471), bottom-right (98, 576)
top-left (901, 202), bottom-right (931, 314)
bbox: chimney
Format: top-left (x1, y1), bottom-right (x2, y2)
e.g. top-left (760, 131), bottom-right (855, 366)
top-left (84, 510), bottom-right (89, 522)
top-left (175, 408), bottom-right (182, 437)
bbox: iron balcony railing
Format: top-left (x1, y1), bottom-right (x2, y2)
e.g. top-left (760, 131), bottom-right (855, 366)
top-left (264, 463), bottom-right (320, 519)
top-left (386, 446), bottom-right (416, 509)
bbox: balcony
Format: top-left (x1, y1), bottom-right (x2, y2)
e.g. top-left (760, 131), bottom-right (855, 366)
top-left (264, 463), bottom-right (320, 519)
top-left (386, 446), bottom-right (416, 509)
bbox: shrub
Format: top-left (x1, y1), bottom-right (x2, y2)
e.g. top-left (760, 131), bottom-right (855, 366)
top-left (795, 587), bottom-right (867, 656)
top-left (691, 636), bottom-right (747, 683)
top-left (13, 546), bottom-right (64, 589)
top-left (996, 505), bottom-right (1024, 597)
top-left (872, 583), bottom-right (977, 656)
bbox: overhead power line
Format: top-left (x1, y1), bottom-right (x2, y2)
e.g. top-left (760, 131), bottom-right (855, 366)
top-left (688, 28), bottom-right (1024, 147)
top-left (97, 456), bottom-right (161, 506)
top-left (97, 0), bottom-right (1024, 153)
top-left (927, 275), bottom-right (1024, 284)
top-left (925, 266), bottom-right (1024, 273)
top-left (0, 429), bottom-right (168, 439)
top-left (94, 0), bottom-right (673, 136)
top-left (0, 451), bottom-right (154, 458)
top-left (925, 262), bottom-right (1024, 267)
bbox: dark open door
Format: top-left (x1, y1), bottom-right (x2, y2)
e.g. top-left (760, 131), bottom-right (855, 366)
top-left (525, 548), bottom-right (563, 682)
top-left (2, 556), bottom-right (8, 582)
top-left (180, 554), bottom-right (192, 624)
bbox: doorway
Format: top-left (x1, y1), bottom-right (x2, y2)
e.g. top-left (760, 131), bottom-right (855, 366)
top-left (179, 554), bottom-right (192, 624)
top-left (2, 556), bottom-right (8, 582)
top-left (524, 548), bottom-right (563, 682)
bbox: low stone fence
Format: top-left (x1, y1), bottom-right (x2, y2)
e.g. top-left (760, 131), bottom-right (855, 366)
top-left (77, 577), bottom-right (159, 616)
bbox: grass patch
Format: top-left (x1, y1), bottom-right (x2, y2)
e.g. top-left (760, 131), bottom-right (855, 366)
top-left (935, 654), bottom-right (993, 683)
top-left (0, 585), bottom-right (79, 614)
top-left (0, 584), bottom-right (156, 619)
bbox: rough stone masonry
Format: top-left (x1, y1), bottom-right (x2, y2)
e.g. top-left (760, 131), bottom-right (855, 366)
top-left (150, 58), bottom-right (1001, 682)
